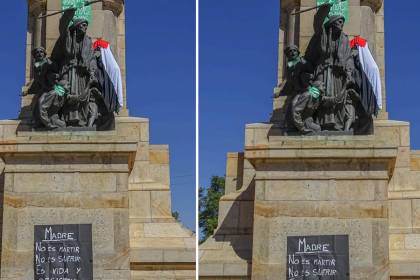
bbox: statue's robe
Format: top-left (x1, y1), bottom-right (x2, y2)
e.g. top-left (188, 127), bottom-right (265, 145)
top-left (304, 5), bottom-right (355, 130)
top-left (51, 10), bottom-right (97, 126)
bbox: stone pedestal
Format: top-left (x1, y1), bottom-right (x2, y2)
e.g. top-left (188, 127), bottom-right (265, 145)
top-left (0, 117), bottom-right (196, 280)
top-left (246, 121), bottom-right (404, 280)
top-left (0, 118), bottom-right (139, 279)
top-left (200, 120), bottom-right (413, 280)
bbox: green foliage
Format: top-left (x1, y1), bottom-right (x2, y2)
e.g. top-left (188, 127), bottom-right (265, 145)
top-left (199, 176), bottom-right (225, 243)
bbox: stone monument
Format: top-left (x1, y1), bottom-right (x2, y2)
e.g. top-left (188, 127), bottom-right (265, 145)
top-left (200, 1), bottom-right (420, 279)
top-left (0, 1), bottom-right (195, 279)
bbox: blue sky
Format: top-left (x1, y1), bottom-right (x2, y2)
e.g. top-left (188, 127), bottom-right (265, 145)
top-left (199, 0), bottom-right (280, 187)
top-left (199, 0), bottom-right (420, 188)
top-left (0, 1), bottom-right (195, 230)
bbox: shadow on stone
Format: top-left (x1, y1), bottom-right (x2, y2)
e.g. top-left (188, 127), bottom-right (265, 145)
top-left (211, 178), bottom-right (256, 275)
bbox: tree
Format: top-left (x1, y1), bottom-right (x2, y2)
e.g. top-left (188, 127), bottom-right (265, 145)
top-left (199, 176), bottom-right (225, 243)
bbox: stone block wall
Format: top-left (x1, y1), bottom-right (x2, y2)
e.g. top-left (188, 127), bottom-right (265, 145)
top-left (245, 120), bottom-right (403, 280)
top-left (0, 117), bottom-right (196, 279)
top-left (126, 119), bottom-right (196, 280)
top-left (200, 120), bottom-right (418, 280)
top-left (199, 152), bottom-right (254, 279)
top-left (389, 149), bottom-right (420, 278)
top-left (0, 119), bottom-right (140, 279)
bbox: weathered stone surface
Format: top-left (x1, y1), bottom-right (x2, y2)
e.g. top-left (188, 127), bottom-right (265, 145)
top-left (201, 121), bottom-right (407, 279)
top-left (389, 200), bottom-right (413, 233)
top-left (143, 223), bottom-right (192, 238)
top-left (0, 116), bottom-right (195, 279)
top-left (0, 127), bottom-right (135, 279)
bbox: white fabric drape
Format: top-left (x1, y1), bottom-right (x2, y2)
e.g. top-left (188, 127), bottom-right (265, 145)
top-left (357, 43), bottom-right (382, 109)
top-left (100, 47), bottom-right (123, 108)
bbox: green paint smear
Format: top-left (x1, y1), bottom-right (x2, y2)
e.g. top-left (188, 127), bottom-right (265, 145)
top-left (54, 84), bottom-right (67, 97)
top-left (309, 86), bottom-right (321, 99)
top-left (316, 0), bottom-right (349, 22)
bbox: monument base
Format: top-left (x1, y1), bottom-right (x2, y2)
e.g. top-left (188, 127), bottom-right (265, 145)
top-left (200, 120), bottom-right (416, 280)
top-left (0, 117), bottom-right (195, 280)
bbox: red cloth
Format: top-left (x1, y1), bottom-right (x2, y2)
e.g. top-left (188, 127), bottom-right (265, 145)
top-left (350, 36), bottom-right (367, 48)
top-left (92, 39), bottom-right (110, 49)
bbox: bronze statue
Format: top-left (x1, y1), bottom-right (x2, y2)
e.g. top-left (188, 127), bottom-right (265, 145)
top-left (273, 0), bottom-right (384, 135)
top-left (278, 45), bottom-right (311, 97)
top-left (277, 45), bottom-right (313, 129)
top-left (292, 80), bottom-right (325, 134)
top-left (27, 3), bottom-right (118, 131)
top-left (51, 8), bottom-right (98, 127)
top-left (37, 79), bottom-right (68, 129)
top-left (274, 1), bottom-right (382, 135)
top-left (29, 47), bottom-right (53, 96)
top-left (304, 4), bottom-right (355, 131)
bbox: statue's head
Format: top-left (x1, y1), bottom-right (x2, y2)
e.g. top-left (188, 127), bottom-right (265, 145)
top-left (284, 45), bottom-right (300, 61)
top-left (32, 47), bottom-right (46, 62)
top-left (72, 18), bottom-right (89, 35)
top-left (326, 15), bottom-right (345, 33)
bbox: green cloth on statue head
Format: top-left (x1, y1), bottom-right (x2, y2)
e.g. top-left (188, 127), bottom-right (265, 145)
top-left (317, 0), bottom-right (349, 24)
top-left (325, 14), bottom-right (345, 27)
top-left (62, 0), bottom-right (92, 26)
top-left (309, 86), bottom-right (321, 99)
top-left (71, 18), bottom-right (89, 28)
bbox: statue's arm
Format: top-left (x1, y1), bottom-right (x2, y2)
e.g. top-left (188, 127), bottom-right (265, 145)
top-left (313, 4), bottom-right (331, 34)
top-left (59, 8), bottom-right (76, 35)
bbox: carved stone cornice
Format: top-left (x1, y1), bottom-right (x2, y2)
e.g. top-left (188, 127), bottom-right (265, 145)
top-left (279, 0), bottom-right (299, 28)
top-left (27, 0), bottom-right (46, 16)
top-left (361, 0), bottom-right (383, 13)
top-left (281, 0), bottom-right (300, 13)
top-left (103, 0), bottom-right (124, 16)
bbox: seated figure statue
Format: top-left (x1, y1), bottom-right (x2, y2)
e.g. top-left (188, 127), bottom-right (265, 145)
top-left (292, 79), bottom-right (325, 134)
top-left (27, 47), bottom-right (69, 129)
top-left (37, 78), bottom-right (68, 129)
